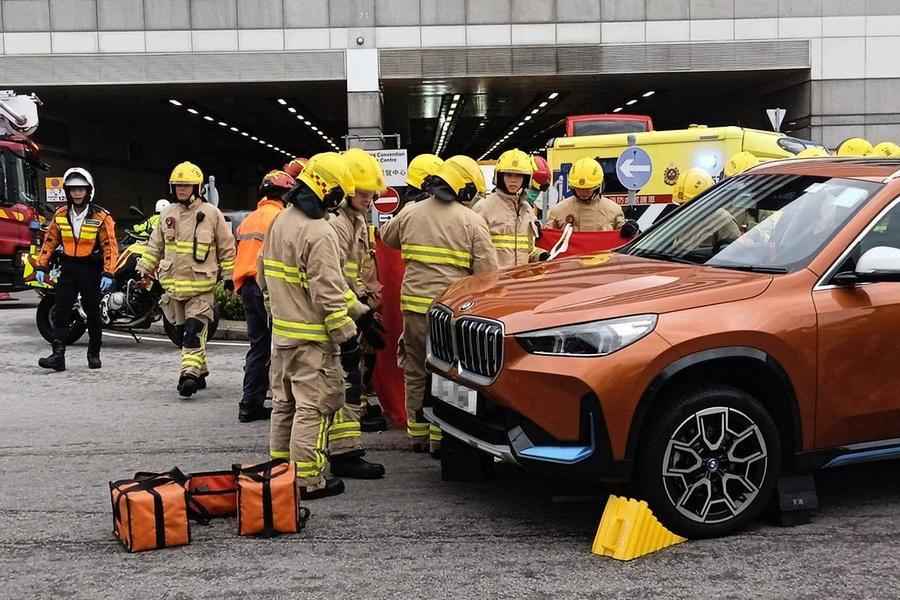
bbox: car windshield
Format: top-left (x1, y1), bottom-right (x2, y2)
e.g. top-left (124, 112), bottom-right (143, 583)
top-left (623, 174), bottom-right (882, 273)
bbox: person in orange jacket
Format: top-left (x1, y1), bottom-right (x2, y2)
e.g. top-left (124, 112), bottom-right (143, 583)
top-left (233, 169), bottom-right (294, 422)
top-left (36, 167), bottom-right (118, 371)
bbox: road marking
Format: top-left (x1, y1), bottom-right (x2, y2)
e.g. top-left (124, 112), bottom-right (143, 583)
top-left (102, 331), bottom-right (248, 347)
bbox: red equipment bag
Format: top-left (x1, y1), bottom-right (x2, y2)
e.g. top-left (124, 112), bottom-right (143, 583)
top-left (186, 470), bottom-right (238, 518)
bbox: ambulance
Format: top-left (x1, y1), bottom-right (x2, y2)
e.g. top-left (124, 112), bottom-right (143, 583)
top-left (546, 126), bottom-right (825, 229)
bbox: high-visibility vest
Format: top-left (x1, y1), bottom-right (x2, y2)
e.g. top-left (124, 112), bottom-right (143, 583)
top-left (37, 205), bottom-right (118, 274)
top-left (233, 198), bottom-right (284, 291)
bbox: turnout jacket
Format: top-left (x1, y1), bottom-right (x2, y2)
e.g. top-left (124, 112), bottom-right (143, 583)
top-left (547, 194), bottom-right (626, 232)
top-left (37, 204), bottom-right (118, 276)
top-left (472, 189), bottom-right (541, 268)
top-left (137, 196), bottom-right (236, 300)
top-left (328, 201), bottom-right (378, 303)
top-left (380, 196), bottom-right (498, 314)
top-left (259, 205), bottom-right (367, 348)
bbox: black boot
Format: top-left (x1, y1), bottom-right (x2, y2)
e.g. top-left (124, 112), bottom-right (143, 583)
top-left (87, 344), bottom-right (101, 369)
top-left (177, 374), bottom-right (199, 398)
top-left (360, 403), bottom-right (389, 432)
top-left (300, 477), bottom-right (345, 500)
top-left (38, 341), bottom-right (66, 372)
top-left (196, 375), bottom-right (207, 390)
top-left (238, 403), bottom-right (272, 423)
top-left (330, 450), bottom-right (385, 479)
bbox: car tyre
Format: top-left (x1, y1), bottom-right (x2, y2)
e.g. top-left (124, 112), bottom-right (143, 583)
top-left (441, 434), bottom-right (495, 482)
top-left (637, 384), bottom-right (781, 539)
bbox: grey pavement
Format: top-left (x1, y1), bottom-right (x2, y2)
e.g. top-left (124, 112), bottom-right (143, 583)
top-left (1, 293), bottom-right (899, 600)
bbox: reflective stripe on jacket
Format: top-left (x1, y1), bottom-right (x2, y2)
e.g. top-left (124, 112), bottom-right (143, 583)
top-left (472, 189), bottom-right (540, 268)
top-left (380, 196), bottom-right (498, 314)
top-left (137, 196), bottom-right (236, 300)
top-left (37, 205), bottom-right (118, 275)
top-left (259, 205), bottom-right (366, 347)
top-left (233, 198), bottom-right (284, 291)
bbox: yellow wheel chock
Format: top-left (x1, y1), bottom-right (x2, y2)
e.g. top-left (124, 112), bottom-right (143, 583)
top-left (592, 495), bottom-right (686, 561)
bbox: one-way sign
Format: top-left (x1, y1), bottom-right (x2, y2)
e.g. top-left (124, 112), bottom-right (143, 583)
top-left (616, 146), bottom-right (653, 191)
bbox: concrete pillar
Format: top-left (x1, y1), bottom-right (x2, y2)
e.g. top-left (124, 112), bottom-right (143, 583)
top-left (346, 48), bottom-right (384, 150)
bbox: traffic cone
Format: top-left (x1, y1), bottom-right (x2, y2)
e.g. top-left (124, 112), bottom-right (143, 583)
top-left (591, 495), bottom-right (686, 561)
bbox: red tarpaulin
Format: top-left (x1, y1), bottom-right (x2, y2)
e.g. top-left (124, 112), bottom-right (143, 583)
top-left (371, 227), bottom-right (628, 428)
top-left (535, 227), bottom-right (629, 257)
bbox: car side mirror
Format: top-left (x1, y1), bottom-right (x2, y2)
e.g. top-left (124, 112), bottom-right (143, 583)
top-left (854, 246), bottom-right (900, 283)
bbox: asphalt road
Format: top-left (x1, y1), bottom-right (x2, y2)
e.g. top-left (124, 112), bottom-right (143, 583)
top-left (1, 292), bottom-right (899, 599)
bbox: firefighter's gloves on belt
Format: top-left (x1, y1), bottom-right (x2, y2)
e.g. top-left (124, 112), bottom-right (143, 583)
top-left (340, 338), bottom-right (361, 373)
top-left (357, 310), bottom-right (386, 350)
top-left (35, 271), bottom-right (47, 284)
top-left (223, 279), bottom-right (235, 293)
top-left (100, 276), bottom-right (114, 293)
top-left (620, 220), bottom-right (641, 239)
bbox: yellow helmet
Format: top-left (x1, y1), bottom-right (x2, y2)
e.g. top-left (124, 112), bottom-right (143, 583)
top-left (406, 153), bottom-right (444, 189)
top-left (495, 149), bottom-right (534, 176)
top-left (435, 155), bottom-right (486, 197)
top-left (796, 147), bottom-right (830, 158)
top-left (724, 152), bottom-right (760, 178)
top-left (836, 137), bottom-right (873, 157)
top-left (298, 152), bottom-right (356, 202)
top-left (869, 142), bottom-right (900, 157)
top-left (169, 161), bottom-right (204, 185)
top-left (343, 148), bottom-right (386, 193)
top-left (673, 168), bottom-right (714, 205)
top-left (567, 157), bottom-right (604, 191)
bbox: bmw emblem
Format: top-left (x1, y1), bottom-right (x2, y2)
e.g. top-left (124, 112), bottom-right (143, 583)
top-left (459, 299), bottom-right (475, 312)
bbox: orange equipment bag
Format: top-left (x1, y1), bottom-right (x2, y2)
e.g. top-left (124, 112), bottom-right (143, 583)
top-left (232, 459), bottom-right (309, 537)
top-left (187, 470), bottom-right (238, 518)
top-left (109, 473), bottom-right (191, 552)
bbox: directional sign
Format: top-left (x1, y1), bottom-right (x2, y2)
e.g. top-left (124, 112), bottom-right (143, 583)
top-left (616, 146), bottom-right (652, 191)
top-left (372, 149), bottom-right (408, 188)
top-left (374, 186), bottom-right (400, 215)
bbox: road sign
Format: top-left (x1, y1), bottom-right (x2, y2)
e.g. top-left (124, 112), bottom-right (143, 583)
top-left (374, 186), bottom-right (400, 215)
top-left (45, 176), bottom-right (65, 204)
top-left (616, 146), bottom-right (652, 191)
top-left (372, 149), bottom-right (408, 188)
top-left (766, 108), bottom-right (786, 132)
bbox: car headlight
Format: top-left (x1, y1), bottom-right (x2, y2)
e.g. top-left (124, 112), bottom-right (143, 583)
top-left (516, 315), bottom-right (657, 356)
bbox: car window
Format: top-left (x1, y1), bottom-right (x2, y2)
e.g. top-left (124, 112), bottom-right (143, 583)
top-left (623, 174), bottom-right (882, 273)
top-left (834, 198), bottom-right (900, 274)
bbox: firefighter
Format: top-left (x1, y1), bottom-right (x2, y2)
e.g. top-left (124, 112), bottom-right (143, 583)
top-left (260, 152), bottom-right (385, 499)
top-left (137, 162), bottom-right (236, 397)
top-left (283, 157), bottom-right (308, 179)
top-left (381, 155), bottom-right (499, 455)
top-left (547, 157), bottom-right (626, 232)
top-left (36, 167), bottom-right (118, 371)
top-left (400, 153), bottom-right (443, 210)
top-left (724, 151), bottom-right (760, 178)
top-left (796, 147), bottom-right (830, 158)
top-left (232, 170), bottom-right (293, 423)
top-left (325, 148), bottom-right (388, 478)
top-left (836, 137), bottom-right (873, 157)
top-left (672, 167), bottom-right (739, 250)
top-left (131, 199), bottom-right (169, 237)
top-left (473, 148), bottom-right (541, 268)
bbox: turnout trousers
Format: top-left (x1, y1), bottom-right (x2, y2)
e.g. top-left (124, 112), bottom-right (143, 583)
top-left (398, 312), bottom-right (441, 450)
top-left (160, 291), bottom-right (214, 379)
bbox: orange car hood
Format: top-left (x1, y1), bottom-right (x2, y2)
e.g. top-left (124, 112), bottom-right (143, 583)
top-left (438, 253), bottom-right (773, 334)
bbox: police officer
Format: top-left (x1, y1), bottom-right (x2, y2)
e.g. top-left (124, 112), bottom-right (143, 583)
top-left (473, 148), bottom-right (541, 268)
top-left (232, 170), bottom-right (293, 423)
top-left (381, 155), bottom-right (499, 455)
top-left (260, 152), bottom-right (384, 499)
top-left (548, 157), bottom-right (625, 232)
top-left (137, 162), bottom-right (236, 397)
top-left (326, 147), bottom-right (387, 479)
top-left (36, 168), bottom-right (118, 371)
top-left (399, 153), bottom-right (443, 210)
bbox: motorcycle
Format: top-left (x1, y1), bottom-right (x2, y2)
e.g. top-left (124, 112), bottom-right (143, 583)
top-left (24, 206), bottom-right (220, 347)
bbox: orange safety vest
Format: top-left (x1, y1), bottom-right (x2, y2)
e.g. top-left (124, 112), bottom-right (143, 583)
top-left (233, 198), bottom-right (285, 291)
top-left (37, 205), bottom-right (118, 275)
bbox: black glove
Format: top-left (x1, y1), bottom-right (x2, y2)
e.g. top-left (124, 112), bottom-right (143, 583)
top-left (223, 279), bottom-right (235, 292)
top-left (357, 310), bottom-right (386, 350)
top-left (620, 220), bottom-right (640, 239)
top-left (340, 338), bottom-right (361, 373)
top-left (538, 251), bottom-right (551, 262)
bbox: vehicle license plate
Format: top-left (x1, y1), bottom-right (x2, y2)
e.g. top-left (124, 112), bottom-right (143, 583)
top-left (431, 375), bottom-right (478, 415)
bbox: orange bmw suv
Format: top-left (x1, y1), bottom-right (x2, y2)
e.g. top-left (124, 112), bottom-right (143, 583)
top-left (425, 158), bottom-right (900, 538)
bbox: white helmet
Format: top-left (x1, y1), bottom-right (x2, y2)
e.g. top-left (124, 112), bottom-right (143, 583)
top-left (155, 198), bottom-right (170, 213)
top-left (62, 167), bottom-right (95, 203)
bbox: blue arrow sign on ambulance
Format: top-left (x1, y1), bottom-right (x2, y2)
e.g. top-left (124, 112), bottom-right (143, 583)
top-left (616, 146), bottom-right (653, 191)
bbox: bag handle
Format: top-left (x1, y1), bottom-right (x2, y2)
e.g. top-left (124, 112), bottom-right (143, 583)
top-left (128, 468), bottom-right (211, 525)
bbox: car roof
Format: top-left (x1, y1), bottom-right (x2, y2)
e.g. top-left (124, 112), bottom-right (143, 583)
top-left (749, 157), bottom-right (900, 182)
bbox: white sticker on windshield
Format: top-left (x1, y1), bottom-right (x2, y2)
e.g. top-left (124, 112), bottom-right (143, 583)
top-left (831, 188), bottom-right (869, 208)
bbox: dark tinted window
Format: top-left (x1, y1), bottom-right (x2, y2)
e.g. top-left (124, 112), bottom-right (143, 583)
top-left (573, 120), bottom-right (648, 136)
